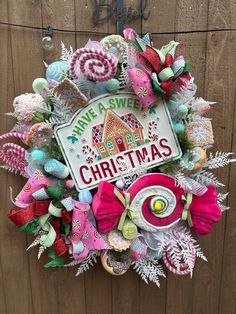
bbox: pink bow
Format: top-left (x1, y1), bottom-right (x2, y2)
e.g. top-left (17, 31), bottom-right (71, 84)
top-left (69, 201), bottom-right (106, 259)
top-left (92, 181), bottom-right (126, 233)
top-left (124, 29), bottom-right (190, 107)
top-left (190, 185), bottom-right (222, 235)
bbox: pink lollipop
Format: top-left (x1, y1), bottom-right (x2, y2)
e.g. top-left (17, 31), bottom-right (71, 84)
top-left (70, 47), bottom-right (118, 81)
top-left (0, 132), bottom-right (28, 175)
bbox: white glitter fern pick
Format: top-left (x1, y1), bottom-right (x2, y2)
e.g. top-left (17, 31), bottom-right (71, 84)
top-left (175, 172), bottom-right (192, 190)
top-left (186, 112), bottom-right (211, 123)
top-left (26, 231), bottom-right (48, 251)
top-left (44, 88), bottom-right (74, 124)
top-left (193, 170), bottom-right (224, 187)
top-left (132, 256), bottom-right (166, 287)
top-left (64, 250), bottom-right (99, 276)
top-left (147, 224), bottom-right (207, 278)
top-left (218, 192), bottom-right (229, 203)
top-left (37, 245), bottom-right (46, 259)
top-left (0, 165), bottom-right (19, 174)
top-left (204, 152), bottom-right (236, 170)
top-left (217, 192), bottom-right (230, 212)
top-left (60, 41), bottom-right (74, 65)
top-left (118, 160), bottom-right (148, 190)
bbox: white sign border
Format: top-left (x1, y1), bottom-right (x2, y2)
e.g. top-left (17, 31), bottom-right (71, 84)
top-left (55, 92), bottom-right (182, 191)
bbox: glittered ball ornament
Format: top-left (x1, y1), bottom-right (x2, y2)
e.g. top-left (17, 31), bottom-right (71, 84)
top-left (31, 149), bottom-right (47, 165)
top-left (174, 121), bottom-right (185, 133)
top-left (13, 93), bottom-right (44, 123)
top-left (177, 104), bottom-right (188, 118)
top-left (78, 189), bottom-right (93, 204)
top-left (106, 78), bottom-right (120, 94)
top-left (115, 179), bottom-right (125, 190)
top-left (46, 61), bottom-right (69, 82)
top-left (32, 78), bottom-right (48, 94)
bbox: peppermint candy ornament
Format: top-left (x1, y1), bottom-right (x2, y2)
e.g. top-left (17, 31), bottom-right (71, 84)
top-left (128, 174), bottom-right (183, 232)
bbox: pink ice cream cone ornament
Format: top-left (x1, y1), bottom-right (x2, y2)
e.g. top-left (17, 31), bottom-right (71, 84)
top-left (1, 26), bottom-right (234, 287)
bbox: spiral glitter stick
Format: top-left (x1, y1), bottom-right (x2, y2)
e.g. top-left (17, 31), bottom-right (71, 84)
top-left (70, 48), bottom-right (118, 81)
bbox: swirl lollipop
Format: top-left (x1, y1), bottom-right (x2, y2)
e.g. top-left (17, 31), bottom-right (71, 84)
top-left (70, 48), bottom-right (118, 82)
top-left (0, 132), bottom-right (28, 175)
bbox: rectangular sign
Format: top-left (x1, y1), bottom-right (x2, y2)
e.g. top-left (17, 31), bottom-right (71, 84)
top-left (55, 93), bottom-right (182, 191)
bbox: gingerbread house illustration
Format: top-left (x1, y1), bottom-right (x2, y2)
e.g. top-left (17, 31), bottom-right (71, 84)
top-left (92, 109), bottom-right (144, 158)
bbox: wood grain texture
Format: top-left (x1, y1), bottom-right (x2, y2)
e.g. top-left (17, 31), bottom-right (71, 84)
top-left (0, 0), bottom-right (236, 313)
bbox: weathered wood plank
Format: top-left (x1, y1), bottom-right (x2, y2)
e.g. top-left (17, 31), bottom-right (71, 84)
top-left (0, 1), bottom-right (13, 313)
top-left (219, 65), bottom-right (236, 314)
top-left (1, 1), bottom-right (44, 313)
top-left (211, 1), bottom-right (236, 313)
top-left (191, 0), bottom-right (235, 312)
top-left (75, 0), bottom-right (108, 47)
top-left (42, 0), bottom-right (77, 63)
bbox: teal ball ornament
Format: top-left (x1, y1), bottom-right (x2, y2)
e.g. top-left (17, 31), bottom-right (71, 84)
top-left (177, 104), bottom-right (188, 118)
top-left (174, 121), bottom-right (185, 133)
top-left (106, 78), bottom-right (120, 94)
top-left (32, 78), bottom-right (48, 94)
top-left (31, 149), bottom-right (47, 165)
top-left (46, 61), bottom-right (69, 82)
top-left (78, 190), bottom-right (93, 204)
top-left (94, 82), bottom-right (107, 95)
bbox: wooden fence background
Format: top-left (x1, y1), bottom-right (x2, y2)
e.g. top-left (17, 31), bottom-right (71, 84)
top-left (0, 1), bottom-right (235, 313)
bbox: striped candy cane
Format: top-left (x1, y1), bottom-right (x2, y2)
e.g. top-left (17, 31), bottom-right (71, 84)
top-left (70, 48), bottom-right (118, 81)
top-left (148, 120), bottom-right (158, 141)
top-left (0, 132), bottom-right (28, 175)
top-left (163, 243), bottom-right (196, 276)
top-left (82, 145), bottom-right (98, 159)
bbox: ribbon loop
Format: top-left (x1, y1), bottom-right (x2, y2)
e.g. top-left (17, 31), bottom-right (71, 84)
top-left (181, 193), bottom-right (193, 227)
top-left (114, 189), bottom-right (132, 230)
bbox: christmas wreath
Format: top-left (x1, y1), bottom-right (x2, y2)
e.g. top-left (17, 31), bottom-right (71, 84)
top-left (2, 28), bottom-right (235, 287)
